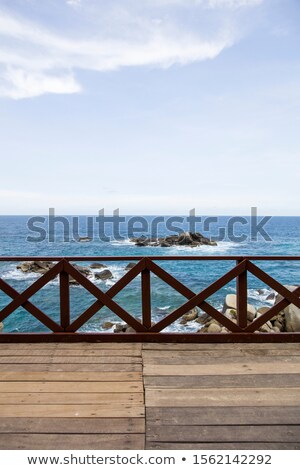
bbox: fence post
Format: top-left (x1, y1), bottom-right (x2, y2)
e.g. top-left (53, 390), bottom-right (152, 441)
top-left (60, 260), bottom-right (70, 330)
top-left (141, 266), bottom-right (152, 329)
top-left (236, 258), bottom-right (248, 329)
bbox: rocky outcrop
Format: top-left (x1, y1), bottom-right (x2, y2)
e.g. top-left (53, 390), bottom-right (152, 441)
top-left (275, 285), bottom-right (300, 332)
top-left (17, 261), bottom-right (55, 274)
top-left (17, 260), bottom-right (93, 286)
top-left (131, 232), bottom-right (217, 248)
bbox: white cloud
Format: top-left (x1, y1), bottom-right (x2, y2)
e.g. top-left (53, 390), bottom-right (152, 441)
top-left (0, 68), bottom-right (81, 99)
top-left (0, 0), bottom-right (263, 99)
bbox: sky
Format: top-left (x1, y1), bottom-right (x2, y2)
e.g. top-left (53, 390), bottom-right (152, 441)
top-left (0, 0), bottom-right (299, 215)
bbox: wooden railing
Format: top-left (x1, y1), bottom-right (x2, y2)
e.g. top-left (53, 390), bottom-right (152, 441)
top-left (0, 256), bottom-right (299, 342)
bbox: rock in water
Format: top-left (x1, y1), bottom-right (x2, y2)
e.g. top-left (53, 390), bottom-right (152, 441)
top-left (95, 269), bottom-right (113, 280)
top-left (275, 285), bottom-right (300, 332)
top-left (17, 260), bottom-right (55, 274)
top-left (90, 263), bottom-right (107, 269)
top-left (125, 262), bottom-right (137, 270)
top-left (131, 231), bottom-right (217, 248)
top-left (180, 307), bottom-right (199, 324)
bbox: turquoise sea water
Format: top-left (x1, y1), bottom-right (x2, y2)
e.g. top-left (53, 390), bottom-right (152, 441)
top-left (0, 215), bottom-right (299, 333)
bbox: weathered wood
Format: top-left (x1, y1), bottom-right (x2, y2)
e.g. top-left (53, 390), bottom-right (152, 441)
top-left (142, 353), bottom-right (300, 365)
top-left (144, 374), bottom-right (300, 389)
top-left (0, 417), bottom-right (145, 434)
top-left (146, 387), bottom-right (300, 407)
top-left (144, 363), bottom-right (300, 376)
top-left (0, 355), bottom-right (142, 364)
top-left (0, 343), bottom-right (142, 350)
top-left (0, 381), bottom-right (143, 393)
top-left (146, 442), bottom-right (300, 450)
top-left (143, 343), bottom-right (300, 350)
top-left (142, 349), bottom-right (300, 357)
top-left (0, 363), bottom-right (142, 372)
top-left (0, 392), bottom-right (144, 405)
top-left (0, 349), bottom-right (142, 357)
top-left (0, 371), bottom-right (142, 382)
top-left (0, 434), bottom-right (145, 450)
top-left (146, 406), bottom-right (300, 425)
top-left (0, 404), bottom-right (145, 418)
top-left (147, 424), bottom-right (300, 442)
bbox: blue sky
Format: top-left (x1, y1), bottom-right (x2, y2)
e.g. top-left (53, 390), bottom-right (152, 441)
top-left (0, 0), bottom-right (299, 215)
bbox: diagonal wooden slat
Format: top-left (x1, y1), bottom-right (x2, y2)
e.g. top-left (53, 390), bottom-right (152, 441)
top-left (0, 278), bottom-right (63, 332)
top-left (0, 261), bottom-right (64, 323)
top-left (149, 260), bottom-right (247, 332)
top-left (245, 286), bottom-right (300, 333)
top-left (64, 261), bottom-right (147, 332)
top-left (146, 259), bottom-right (242, 332)
top-left (199, 301), bottom-right (243, 333)
top-left (66, 259), bottom-right (146, 332)
top-left (247, 261), bottom-right (300, 309)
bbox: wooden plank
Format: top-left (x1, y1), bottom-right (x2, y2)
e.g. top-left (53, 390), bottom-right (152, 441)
top-left (146, 387), bottom-right (300, 407)
top-left (146, 406), bottom-right (300, 425)
top-left (0, 404), bottom-right (145, 418)
top-left (142, 353), bottom-right (300, 365)
top-left (0, 392), bottom-right (144, 405)
top-left (144, 374), bottom-right (300, 389)
top-left (0, 356), bottom-right (142, 364)
top-left (0, 381), bottom-right (143, 393)
top-left (0, 417), bottom-right (145, 434)
top-left (147, 424), bottom-right (300, 443)
top-left (0, 363), bottom-right (142, 372)
top-left (142, 349), bottom-right (300, 358)
top-left (0, 349), bottom-right (142, 357)
top-left (0, 371), bottom-right (142, 382)
top-left (0, 343), bottom-right (142, 350)
top-left (0, 433), bottom-right (145, 450)
top-left (143, 343), bottom-right (300, 351)
top-left (146, 442), bottom-right (300, 450)
top-left (144, 363), bottom-right (300, 376)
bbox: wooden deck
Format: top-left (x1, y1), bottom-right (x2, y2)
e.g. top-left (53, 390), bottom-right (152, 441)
top-left (0, 342), bottom-right (299, 450)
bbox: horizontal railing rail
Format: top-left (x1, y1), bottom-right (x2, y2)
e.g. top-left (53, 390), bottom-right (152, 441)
top-left (0, 256), bottom-right (299, 343)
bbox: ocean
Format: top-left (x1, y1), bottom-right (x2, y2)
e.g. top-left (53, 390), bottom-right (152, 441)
top-left (0, 215), bottom-right (299, 333)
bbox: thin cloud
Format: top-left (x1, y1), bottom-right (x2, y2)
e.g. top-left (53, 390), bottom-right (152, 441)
top-left (0, 0), bottom-right (263, 99)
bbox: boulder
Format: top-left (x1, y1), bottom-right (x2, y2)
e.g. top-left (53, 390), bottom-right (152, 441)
top-left (90, 263), bottom-right (107, 269)
top-left (114, 323), bottom-right (128, 333)
top-left (72, 264), bottom-right (92, 277)
top-left (223, 294), bottom-right (256, 321)
top-left (17, 260), bottom-right (55, 274)
top-left (102, 321), bottom-right (114, 330)
top-left (125, 262), bottom-right (137, 271)
top-left (94, 269), bottom-right (113, 280)
top-left (195, 313), bottom-right (211, 325)
top-left (180, 307), bottom-right (198, 324)
top-left (275, 285), bottom-right (300, 332)
top-left (207, 323), bottom-right (222, 333)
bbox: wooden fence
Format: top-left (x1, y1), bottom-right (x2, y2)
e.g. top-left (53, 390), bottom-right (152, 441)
top-left (0, 256), bottom-right (299, 342)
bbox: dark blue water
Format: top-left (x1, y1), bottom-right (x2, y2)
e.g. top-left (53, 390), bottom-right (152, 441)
top-left (0, 215), bottom-right (299, 333)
